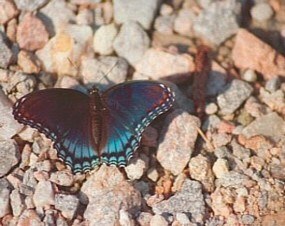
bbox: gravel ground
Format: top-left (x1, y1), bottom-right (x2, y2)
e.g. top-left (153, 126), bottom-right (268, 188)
top-left (1, 0), bottom-right (285, 225)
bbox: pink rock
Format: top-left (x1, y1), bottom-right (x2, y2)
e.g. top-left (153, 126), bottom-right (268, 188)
top-left (232, 29), bottom-right (285, 79)
top-left (17, 13), bottom-right (49, 51)
top-left (0, 0), bottom-right (18, 25)
top-left (156, 109), bottom-right (200, 175)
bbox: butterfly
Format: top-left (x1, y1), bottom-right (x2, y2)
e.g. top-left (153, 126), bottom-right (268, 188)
top-left (12, 80), bottom-right (175, 173)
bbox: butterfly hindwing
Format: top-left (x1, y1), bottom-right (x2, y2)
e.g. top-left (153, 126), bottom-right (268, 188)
top-left (13, 89), bottom-right (99, 173)
top-left (100, 81), bottom-right (175, 165)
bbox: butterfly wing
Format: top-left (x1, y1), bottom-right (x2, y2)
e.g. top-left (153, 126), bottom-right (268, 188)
top-left (100, 81), bottom-right (175, 165)
top-left (13, 89), bottom-right (99, 173)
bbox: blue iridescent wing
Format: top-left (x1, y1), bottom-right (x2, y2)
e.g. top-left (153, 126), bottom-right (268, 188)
top-left (100, 81), bottom-right (175, 165)
top-left (13, 89), bottom-right (99, 173)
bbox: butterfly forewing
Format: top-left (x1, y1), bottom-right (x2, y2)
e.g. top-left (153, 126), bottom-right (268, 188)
top-left (100, 81), bottom-right (175, 165)
top-left (13, 89), bottom-right (100, 173)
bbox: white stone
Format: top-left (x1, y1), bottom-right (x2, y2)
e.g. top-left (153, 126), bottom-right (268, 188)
top-left (93, 23), bottom-right (118, 55)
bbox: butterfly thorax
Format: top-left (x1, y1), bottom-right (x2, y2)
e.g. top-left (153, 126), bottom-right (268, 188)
top-left (89, 88), bottom-right (108, 153)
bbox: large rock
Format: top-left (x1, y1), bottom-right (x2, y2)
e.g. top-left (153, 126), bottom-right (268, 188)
top-left (81, 165), bottom-right (141, 225)
top-left (232, 29), bottom-right (285, 79)
top-left (157, 109), bottom-right (200, 175)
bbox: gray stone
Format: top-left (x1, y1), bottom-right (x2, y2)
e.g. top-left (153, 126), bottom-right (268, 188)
top-left (216, 171), bottom-right (251, 188)
top-left (231, 139), bottom-right (251, 159)
top-left (38, 0), bottom-right (76, 36)
top-left (0, 89), bottom-right (22, 140)
top-left (93, 23), bottom-right (118, 55)
top-left (114, 0), bottom-right (161, 30)
top-left (0, 187), bottom-right (11, 218)
top-left (241, 214), bottom-right (255, 224)
top-left (206, 68), bottom-right (227, 96)
top-left (202, 114), bottom-right (221, 131)
top-left (82, 165), bottom-right (141, 225)
top-left (50, 170), bottom-right (74, 187)
top-left (33, 180), bottom-right (55, 208)
top-left (14, 0), bottom-right (49, 11)
top-left (251, 2), bottom-right (273, 22)
top-left (153, 179), bottom-right (205, 224)
top-left (81, 56), bottom-right (128, 90)
top-left (10, 189), bottom-right (25, 217)
top-left (55, 194), bottom-right (79, 220)
top-left (157, 110), bottom-right (200, 175)
top-left (154, 15), bottom-right (175, 34)
top-left (242, 112), bottom-right (285, 140)
top-left (0, 32), bottom-right (13, 68)
top-left (0, 139), bottom-right (20, 177)
top-left (217, 79), bottom-right (253, 115)
top-left (265, 76), bottom-right (281, 92)
top-left (193, 0), bottom-right (241, 45)
top-left (113, 21), bottom-right (150, 66)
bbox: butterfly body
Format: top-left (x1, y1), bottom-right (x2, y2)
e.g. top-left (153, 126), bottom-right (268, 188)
top-left (13, 81), bottom-right (175, 173)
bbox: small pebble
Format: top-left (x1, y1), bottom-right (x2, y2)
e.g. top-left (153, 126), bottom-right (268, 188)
top-left (125, 154), bottom-right (148, 180)
top-left (93, 23), bottom-right (118, 55)
top-left (147, 167), bottom-right (159, 182)
top-left (205, 102), bottom-right (218, 115)
top-left (265, 76), bottom-right (281, 92)
top-left (251, 2), bottom-right (274, 22)
top-left (241, 214), bottom-right (255, 224)
top-left (242, 69), bottom-right (257, 82)
top-left (213, 158), bottom-right (229, 178)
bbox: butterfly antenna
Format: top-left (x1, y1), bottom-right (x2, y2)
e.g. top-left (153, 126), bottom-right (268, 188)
top-left (96, 60), bottom-right (119, 85)
top-left (67, 57), bottom-right (80, 71)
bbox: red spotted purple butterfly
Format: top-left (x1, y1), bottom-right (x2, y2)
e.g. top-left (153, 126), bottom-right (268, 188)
top-left (13, 81), bottom-right (175, 173)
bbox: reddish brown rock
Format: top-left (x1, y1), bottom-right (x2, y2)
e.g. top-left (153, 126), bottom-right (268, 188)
top-left (17, 13), bottom-right (49, 51)
top-left (0, 0), bottom-right (18, 25)
top-left (232, 29), bottom-right (285, 79)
